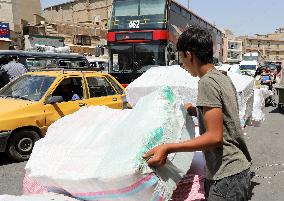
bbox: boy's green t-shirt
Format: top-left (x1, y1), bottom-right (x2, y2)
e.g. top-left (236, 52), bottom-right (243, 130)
top-left (196, 68), bottom-right (252, 180)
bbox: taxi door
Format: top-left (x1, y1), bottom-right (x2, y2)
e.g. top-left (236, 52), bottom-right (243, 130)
top-left (84, 75), bottom-right (123, 109)
top-left (44, 76), bottom-right (88, 127)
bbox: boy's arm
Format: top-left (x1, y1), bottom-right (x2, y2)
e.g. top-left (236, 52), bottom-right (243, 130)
top-left (143, 106), bottom-right (223, 167)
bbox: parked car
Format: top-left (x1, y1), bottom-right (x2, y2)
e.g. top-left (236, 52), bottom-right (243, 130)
top-left (0, 50), bottom-right (90, 88)
top-left (0, 70), bottom-right (126, 161)
top-left (88, 58), bottom-right (109, 72)
top-left (0, 50), bottom-right (89, 69)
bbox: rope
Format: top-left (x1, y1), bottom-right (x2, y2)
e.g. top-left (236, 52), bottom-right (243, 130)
top-left (254, 163), bottom-right (284, 179)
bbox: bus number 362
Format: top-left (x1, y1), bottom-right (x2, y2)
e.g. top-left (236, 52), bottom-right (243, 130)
top-left (129, 20), bottom-right (140, 29)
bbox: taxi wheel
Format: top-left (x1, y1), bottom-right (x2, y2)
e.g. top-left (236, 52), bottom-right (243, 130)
top-left (7, 130), bottom-right (40, 162)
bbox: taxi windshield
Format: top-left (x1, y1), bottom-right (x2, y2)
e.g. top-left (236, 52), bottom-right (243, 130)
top-left (0, 75), bottom-right (55, 101)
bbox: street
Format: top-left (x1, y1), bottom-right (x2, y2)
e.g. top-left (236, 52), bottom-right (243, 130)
top-left (0, 106), bottom-right (283, 200)
top-left (245, 106), bottom-right (284, 200)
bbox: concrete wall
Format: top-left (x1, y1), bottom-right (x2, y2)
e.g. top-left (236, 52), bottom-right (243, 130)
top-left (13, 0), bottom-right (41, 27)
top-left (44, 0), bottom-right (112, 27)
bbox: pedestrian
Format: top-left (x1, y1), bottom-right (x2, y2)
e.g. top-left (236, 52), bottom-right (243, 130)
top-left (273, 65), bottom-right (282, 85)
top-left (143, 25), bottom-right (252, 201)
top-left (1, 56), bottom-right (27, 82)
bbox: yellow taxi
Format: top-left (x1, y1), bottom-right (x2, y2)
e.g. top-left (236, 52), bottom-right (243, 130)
top-left (0, 70), bottom-right (127, 161)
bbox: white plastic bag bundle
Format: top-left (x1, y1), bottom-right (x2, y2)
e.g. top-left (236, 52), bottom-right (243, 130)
top-left (227, 72), bottom-right (255, 127)
top-left (251, 86), bottom-right (273, 125)
top-left (126, 66), bottom-right (199, 107)
top-left (126, 66), bottom-right (254, 127)
top-left (0, 193), bottom-right (78, 201)
top-left (26, 86), bottom-right (195, 201)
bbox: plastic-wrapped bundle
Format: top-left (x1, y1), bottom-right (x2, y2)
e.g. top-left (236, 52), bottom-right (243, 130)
top-left (251, 86), bottom-right (273, 125)
top-left (227, 72), bottom-right (255, 127)
top-left (126, 66), bottom-right (199, 107)
top-left (25, 86), bottom-right (195, 201)
top-left (0, 193), bottom-right (78, 201)
top-left (126, 66), bottom-right (254, 127)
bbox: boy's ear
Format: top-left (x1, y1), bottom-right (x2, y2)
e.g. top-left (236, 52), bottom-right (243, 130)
top-left (186, 51), bottom-right (193, 62)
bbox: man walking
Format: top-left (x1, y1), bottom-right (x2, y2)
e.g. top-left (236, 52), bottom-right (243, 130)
top-left (1, 56), bottom-right (27, 82)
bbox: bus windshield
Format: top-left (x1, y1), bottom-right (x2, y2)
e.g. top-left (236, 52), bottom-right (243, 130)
top-left (109, 44), bottom-right (166, 73)
top-left (110, 0), bottom-right (167, 30)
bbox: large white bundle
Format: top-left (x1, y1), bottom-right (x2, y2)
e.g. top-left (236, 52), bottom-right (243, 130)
top-left (26, 86), bottom-right (195, 201)
top-left (227, 72), bottom-right (255, 127)
top-left (126, 66), bottom-right (254, 127)
top-left (251, 86), bottom-right (273, 125)
top-left (126, 66), bottom-right (199, 107)
top-left (0, 193), bottom-right (78, 201)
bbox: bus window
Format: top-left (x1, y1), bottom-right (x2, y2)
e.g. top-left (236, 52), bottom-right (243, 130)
top-left (114, 0), bottom-right (138, 16)
top-left (110, 0), bottom-right (167, 30)
top-left (171, 4), bottom-right (181, 14)
top-left (140, 0), bottom-right (165, 15)
top-left (110, 45), bottom-right (133, 72)
top-left (134, 44), bottom-right (166, 72)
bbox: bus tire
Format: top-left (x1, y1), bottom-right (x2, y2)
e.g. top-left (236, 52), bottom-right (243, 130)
top-left (7, 130), bottom-right (40, 162)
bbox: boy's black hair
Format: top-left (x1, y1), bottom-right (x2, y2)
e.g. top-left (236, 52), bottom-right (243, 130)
top-left (177, 25), bottom-right (214, 64)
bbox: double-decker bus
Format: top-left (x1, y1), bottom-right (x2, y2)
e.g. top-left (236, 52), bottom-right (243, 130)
top-left (107, 0), bottom-right (223, 84)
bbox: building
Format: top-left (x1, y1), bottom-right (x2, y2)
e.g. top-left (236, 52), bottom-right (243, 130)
top-left (0, 38), bottom-right (11, 50)
top-left (0, 0), bottom-right (41, 32)
top-left (0, 0), bottom-right (41, 48)
top-left (222, 29), bottom-right (243, 63)
top-left (241, 28), bottom-right (284, 63)
top-left (43, 0), bottom-right (112, 55)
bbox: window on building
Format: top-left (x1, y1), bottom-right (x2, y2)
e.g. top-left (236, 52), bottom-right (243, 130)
top-left (258, 41), bottom-right (261, 47)
top-left (249, 40), bottom-right (252, 47)
top-left (277, 44), bottom-right (280, 49)
top-left (267, 42), bottom-right (270, 47)
top-left (73, 35), bottom-right (91, 46)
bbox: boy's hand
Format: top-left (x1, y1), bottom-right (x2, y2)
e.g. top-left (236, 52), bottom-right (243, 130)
top-left (184, 103), bottom-right (193, 110)
top-left (142, 144), bottom-right (168, 167)
top-left (184, 103), bottom-right (197, 117)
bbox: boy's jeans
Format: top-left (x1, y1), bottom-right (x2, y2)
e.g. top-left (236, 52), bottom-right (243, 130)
top-left (204, 168), bottom-right (251, 201)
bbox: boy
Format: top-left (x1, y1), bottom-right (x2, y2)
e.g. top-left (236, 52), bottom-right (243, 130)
top-left (143, 25), bottom-right (252, 200)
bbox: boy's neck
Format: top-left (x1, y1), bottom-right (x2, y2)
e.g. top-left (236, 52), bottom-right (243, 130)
top-left (197, 63), bottom-right (215, 78)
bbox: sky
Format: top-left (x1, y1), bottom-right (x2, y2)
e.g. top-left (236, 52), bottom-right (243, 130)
top-left (41, 0), bottom-right (284, 36)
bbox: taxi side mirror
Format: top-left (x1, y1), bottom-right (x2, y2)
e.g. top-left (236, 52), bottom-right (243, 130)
top-left (45, 96), bottom-right (64, 104)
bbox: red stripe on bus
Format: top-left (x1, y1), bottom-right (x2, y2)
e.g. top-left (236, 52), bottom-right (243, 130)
top-left (107, 32), bottom-right (116, 42)
top-left (152, 30), bottom-right (168, 40)
top-left (107, 30), bottom-right (168, 42)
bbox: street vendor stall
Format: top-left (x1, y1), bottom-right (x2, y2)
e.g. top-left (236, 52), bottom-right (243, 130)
top-left (274, 68), bottom-right (284, 112)
top-left (275, 85), bottom-right (284, 112)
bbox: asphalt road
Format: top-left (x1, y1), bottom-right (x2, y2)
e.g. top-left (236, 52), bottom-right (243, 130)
top-left (0, 106), bottom-right (283, 200)
top-left (0, 154), bottom-right (26, 195)
top-left (244, 106), bottom-right (284, 201)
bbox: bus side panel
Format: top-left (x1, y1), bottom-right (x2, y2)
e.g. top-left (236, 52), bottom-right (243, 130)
top-left (168, 1), bottom-right (223, 63)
